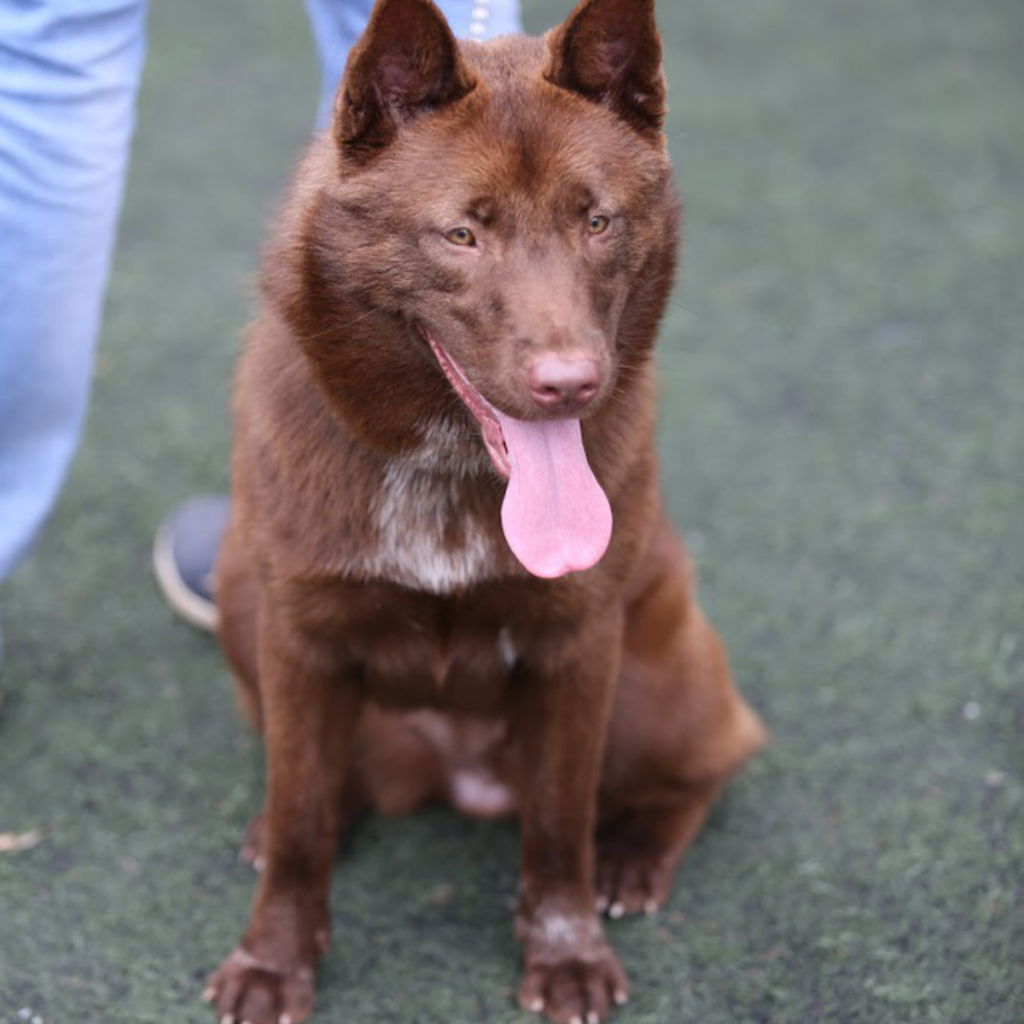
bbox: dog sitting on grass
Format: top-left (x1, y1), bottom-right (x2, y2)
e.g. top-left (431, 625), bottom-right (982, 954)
top-left (204, 1), bottom-right (767, 1021)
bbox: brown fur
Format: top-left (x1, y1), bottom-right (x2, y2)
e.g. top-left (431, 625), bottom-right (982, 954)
top-left (205, 1), bottom-right (766, 1022)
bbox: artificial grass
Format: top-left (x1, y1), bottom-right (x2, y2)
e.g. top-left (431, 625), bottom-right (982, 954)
top-left (1, 0), bottom-right (1021, 1021)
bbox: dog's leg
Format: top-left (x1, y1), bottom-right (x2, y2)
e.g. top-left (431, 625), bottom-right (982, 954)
top-left (511, 616), bottom-right (630, 1024)
top-left (216, 523), bottom-right (276, 870)
top-left (215, 521), bottom-right (264, 732)
top-left (206, 618), bottom-right (361, 1024)
top-left (596, 521), bottom-right (767, 917)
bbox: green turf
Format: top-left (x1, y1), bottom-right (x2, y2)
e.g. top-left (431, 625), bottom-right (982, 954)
top-left (1, 0), bottom-right (1022, 1021)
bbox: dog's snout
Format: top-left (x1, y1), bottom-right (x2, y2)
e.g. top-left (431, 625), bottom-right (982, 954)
top-left (527, 354), bottom-right (603, 414)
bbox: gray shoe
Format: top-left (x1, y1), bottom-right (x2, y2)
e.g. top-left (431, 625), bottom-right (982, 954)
top-left (152, 495), bottom-right (230, 632)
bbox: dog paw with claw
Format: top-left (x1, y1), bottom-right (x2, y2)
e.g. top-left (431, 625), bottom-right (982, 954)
top-left (204, 947), bottom-right (315, 1024)
top-left (237, 814), bottom-right (265, 872)
top-left (517, 914), bottom-right (629, 1024)
top-left (595, 843), bottom-right (675, 919)
top-left (595, 806), bottom-right (706, 918)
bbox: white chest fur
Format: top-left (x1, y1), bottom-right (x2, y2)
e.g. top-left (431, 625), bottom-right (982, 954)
top-left (343, 420), bottom-right (502, 594)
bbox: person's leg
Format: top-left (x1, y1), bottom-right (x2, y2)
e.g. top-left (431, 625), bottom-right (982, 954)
top-left (155, 0), bottom-right (523, 629)
top-left (0, 0), bottom-right (147, 579)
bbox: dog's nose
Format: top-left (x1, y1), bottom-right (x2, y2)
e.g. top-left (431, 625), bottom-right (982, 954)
top-left (528, 355), bottom-right (603, 413)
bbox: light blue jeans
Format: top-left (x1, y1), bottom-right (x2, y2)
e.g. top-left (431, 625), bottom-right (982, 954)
top-left (0, 0), bottom-right (521, 580)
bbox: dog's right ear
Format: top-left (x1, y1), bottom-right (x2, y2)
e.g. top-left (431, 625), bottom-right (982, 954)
top-left (336, 0), bottom-right (476, 162)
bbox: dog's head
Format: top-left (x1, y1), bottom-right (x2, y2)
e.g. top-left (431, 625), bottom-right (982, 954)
top-left (284, 0), bottom-right (680, 577)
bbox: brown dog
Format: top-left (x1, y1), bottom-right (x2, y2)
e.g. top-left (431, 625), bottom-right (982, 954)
top-left (205, 0), bottom-right (766, 1021)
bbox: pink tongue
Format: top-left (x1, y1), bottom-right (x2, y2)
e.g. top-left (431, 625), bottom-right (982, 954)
top-left (494, 412), bottom-right (612, 579)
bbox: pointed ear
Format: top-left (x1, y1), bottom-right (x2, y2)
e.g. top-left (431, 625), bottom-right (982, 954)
top-left (546, 0), bottom-right (666, 138)
top-left (337, 0), bottom-right (476, 161)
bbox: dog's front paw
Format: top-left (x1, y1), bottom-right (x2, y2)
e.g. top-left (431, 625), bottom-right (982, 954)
top-left (204, 946), bottom-right (315, 1024)
top-left (518, 914), bottom-right (629, 1024)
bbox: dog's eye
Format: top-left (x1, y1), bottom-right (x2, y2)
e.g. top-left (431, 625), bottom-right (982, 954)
top-left (587, 215), bottom-right (610, 236)
top-left (445, 227), bottom-right (476, 247)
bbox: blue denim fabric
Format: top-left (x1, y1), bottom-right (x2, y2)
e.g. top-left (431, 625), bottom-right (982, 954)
top-left (0, 0), bottom-right (147, 578)
top-left (0, 0), bottom-right (521, 580)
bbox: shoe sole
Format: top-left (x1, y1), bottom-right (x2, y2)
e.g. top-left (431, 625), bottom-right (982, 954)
top-left (152, 520), bottom-right (219, 633)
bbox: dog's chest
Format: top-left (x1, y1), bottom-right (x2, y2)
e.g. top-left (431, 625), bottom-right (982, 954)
top-left (353, 615), bottom-right (519, 713)
top-left (344, 456), bottom-right (503, 595)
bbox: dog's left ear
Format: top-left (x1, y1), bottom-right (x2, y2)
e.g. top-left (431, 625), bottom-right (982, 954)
top-left (337, 0), bottom-right (476, 161)
top-left (546, 0), bottom-right (666, 139)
